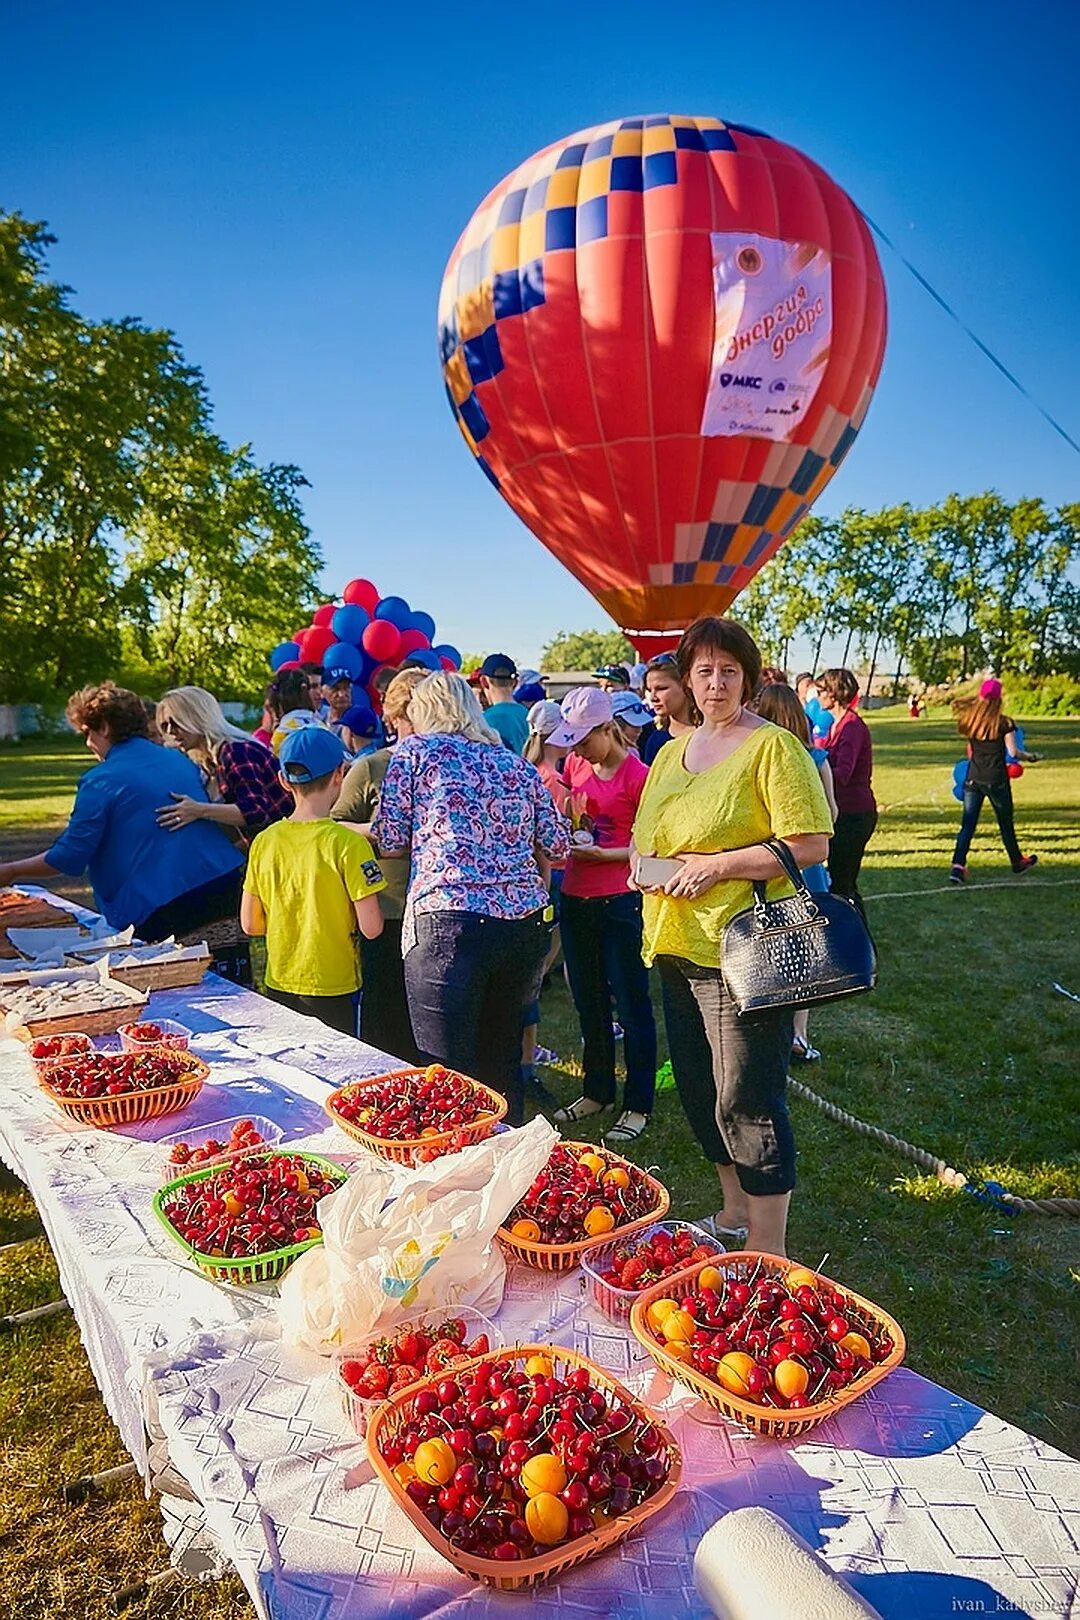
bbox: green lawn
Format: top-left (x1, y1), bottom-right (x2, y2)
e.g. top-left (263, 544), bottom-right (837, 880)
top-left (1, 715), bottom-right (1078, 1619)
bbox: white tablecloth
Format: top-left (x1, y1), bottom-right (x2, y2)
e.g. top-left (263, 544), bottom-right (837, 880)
top-left (1, 893), bottom-right (1078, 1620)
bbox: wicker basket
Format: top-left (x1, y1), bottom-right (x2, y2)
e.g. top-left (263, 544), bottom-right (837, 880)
top-left (324, 1068), bottom-right (508, 1164)
top-left (580, 1220), bottom-right (723, 1320)
top-left (153, 1150), bottom-right (348, 1283)
top-left (629, 1251), bottom-right (906, 1439)
top-left (108, 952), bottom-right (211, 992)
top-left (366, 1342), bottom-right (681, 1590)
top-left (496, 1141), bottom-right (670, 1273)
top-left (36, 1055), bottom-right (209, 1128)
top-left (334, 1306), bottom-right (502, 1437)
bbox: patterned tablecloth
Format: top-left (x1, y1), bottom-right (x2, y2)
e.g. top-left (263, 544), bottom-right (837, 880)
top-left (0, 893), bottom-right (1077, 1620)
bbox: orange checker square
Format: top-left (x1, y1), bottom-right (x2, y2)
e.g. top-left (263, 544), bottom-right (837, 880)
top-left (577, 156), bottom-right (611, 203)
top-left (443, 350), bottom-right (472, 407)
top-left (642, 122), bottom-right (677, 155)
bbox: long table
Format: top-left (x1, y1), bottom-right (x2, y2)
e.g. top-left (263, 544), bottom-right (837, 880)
top-left (1, 895), bottom-right (1078, 1619)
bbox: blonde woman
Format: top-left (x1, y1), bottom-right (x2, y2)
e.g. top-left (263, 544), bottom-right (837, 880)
top-left (155, 686), bottom-right (291, 838)
top-left (373, 673), bottom-right (570, 1124)
top-left (331, 668), bottom-right (427, 1062)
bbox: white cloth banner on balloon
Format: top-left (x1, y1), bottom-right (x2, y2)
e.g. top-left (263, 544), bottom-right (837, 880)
top-left (700, 232), bottom-right (832, 441)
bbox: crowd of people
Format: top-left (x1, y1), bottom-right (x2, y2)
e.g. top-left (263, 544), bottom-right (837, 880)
top-left (0, 625), bottom-right (1040, 1256)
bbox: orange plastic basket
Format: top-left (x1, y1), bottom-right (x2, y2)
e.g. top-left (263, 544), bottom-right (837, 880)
top-left (629, 1250), bottom-right (906, 1439)
top-left (496, 1141), bottom-right (670, 1272)
top-left (366, 1342), bottom-right (681, 1590)
top-left (324, 1067), bottom-right (507, 1164)
top-left (36, 1055), bottom-right (209, 1128)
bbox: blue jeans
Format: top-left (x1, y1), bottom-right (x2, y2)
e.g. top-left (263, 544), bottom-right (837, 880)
top-left (559, 890), bottom-right (657, 1114)
top-left (403, 909), bottom-right (548, 1126)
top-left (952, 781), bottom-right (1022, 867)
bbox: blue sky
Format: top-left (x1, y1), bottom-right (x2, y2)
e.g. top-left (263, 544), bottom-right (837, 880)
top-left (5, 0), bottom-right (1078, 665)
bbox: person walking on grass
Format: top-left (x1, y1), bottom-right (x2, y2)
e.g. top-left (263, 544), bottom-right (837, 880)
top-left (240, 727), bottom-right (386, 1038)
top-left (818, 668), bottom-right (877, 922)
top-left (547, 686), bottom-right (657, 1146)
top-left (950, 678), bottom-right (1038, 883)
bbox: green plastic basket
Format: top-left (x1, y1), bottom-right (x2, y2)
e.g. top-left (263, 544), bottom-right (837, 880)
top-left (152, 1149), bottom-right (348, 1284)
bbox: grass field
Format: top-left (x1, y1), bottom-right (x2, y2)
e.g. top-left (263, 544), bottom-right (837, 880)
top-left (1, 714), bottom-right (1078, 1620)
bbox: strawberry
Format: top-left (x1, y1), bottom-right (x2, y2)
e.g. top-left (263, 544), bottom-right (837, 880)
top-left (465, 1333), bottom-right (490, 1357)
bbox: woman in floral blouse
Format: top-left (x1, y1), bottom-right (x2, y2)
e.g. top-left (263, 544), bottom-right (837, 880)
top-left (373, 672), bottom-right (569, 1124)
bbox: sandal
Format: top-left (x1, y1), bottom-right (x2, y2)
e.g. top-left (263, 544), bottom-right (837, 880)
top-left (552, 1096), bottom-right (613, 1124)
top-left (697, 1212), bottom-right (749, 1243)
top-left (603, 1110), bottom-right (649, 1144)
top-left (790, 1035), bottom-right (821, 1064)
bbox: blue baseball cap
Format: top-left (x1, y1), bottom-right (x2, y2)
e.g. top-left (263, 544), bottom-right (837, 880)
top-left (514, 681), bottom-right (546, 705)
top-left (480, 653), bottom-right (517, 680)
top-left (278, 724), bottom-right (347, 783)
top-left (340, 705), bottom-right (378, 737)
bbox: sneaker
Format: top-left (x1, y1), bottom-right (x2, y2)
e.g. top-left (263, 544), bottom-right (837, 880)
top-left (534, 1044), bottom-right (561, 1067)
top-left (1011, 854), bottom-right (1038, 874)
top-left (697, 1212), bottom-right (749, 1244)
top-left (604, 1110), bottom-right (649, 1144)
top-left (612, 1022), bottom-right (624, 1041)
top-left (949, 864), bottom-right (967, 885)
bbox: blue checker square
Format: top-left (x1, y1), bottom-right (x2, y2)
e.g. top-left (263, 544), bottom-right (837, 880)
top-left (459, 392), bottom-right (490, 442)
top-left (789, 451), bottom-right (825, 495)
top-left (545, 207), bottom-right (576, 251)
top-left (779, 503), bottom-right (809, 537)
top-left (716, 564), bottom-right (737, 584)
top-left (462, 334), bottom-right (495, 386)
top-left (437, 317), bottom-right (457, 365)
top-left (610, 156), bottom-right (643, 192)
top-left (744, 484), bottom-right (783, 526)
top-left (476, 455), bottom-right (500, 487)
top-left (492, 270), bottom-right (523, 320)
top-left (557, 142), bottom-right (588, 169)
top-left (643, 151), bottom-right (677, 189)
top-left (674, 126), bottom-right (707, 152)
top-left (701, 127), bottom-right (737, 152)
top-left (619, 117), bottom-right (645, 130)
top-left (576, 195), bottom-right (608, 244)
top-left (497, 188), bottom-right (527, 227)
top-left (583, 133), bottom-right (614, 160)
top-left (523, 176), bottom-right (549, 217)
top-left (702, 521), bottom-right (737, 561)
top-left (673, 562), bottom-right (696, 584)
top-left (830, 423), bottom-right (858, 466)
top-left (643, 115), bottom-right (670, 128)
top-left (520, 257), bottom-right (545, 313)
top-left (481, 323), bottom-right (504, 379)
top-left (743, 532), bottom-right (773, 567)
top-left (456, 248), bottom-right (480, 295)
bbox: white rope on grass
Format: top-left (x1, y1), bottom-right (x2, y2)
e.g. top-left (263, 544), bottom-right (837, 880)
top-left (865, 876), bottom-right (1080, 901)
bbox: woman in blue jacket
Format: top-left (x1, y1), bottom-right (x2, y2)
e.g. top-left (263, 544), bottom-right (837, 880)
top-left (0, 682), bottom-right (245, 940)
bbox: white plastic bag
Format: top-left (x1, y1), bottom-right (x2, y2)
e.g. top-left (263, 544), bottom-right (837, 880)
top-left (278, 1115), bottom-right (557, 1354)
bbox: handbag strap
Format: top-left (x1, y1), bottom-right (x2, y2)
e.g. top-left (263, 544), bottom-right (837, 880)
top-left (751, 838), bottom-right (816, 910)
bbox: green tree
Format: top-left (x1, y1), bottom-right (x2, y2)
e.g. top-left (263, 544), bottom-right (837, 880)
top-left (540, 628), bottom-right (634, 671)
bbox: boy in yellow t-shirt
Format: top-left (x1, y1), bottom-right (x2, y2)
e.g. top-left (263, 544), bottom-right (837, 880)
top-left (241, 726), bottom-right (385, 1037)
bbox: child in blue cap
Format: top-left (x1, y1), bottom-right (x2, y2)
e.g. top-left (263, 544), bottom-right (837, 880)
top-left (241, 726), bottom-right (386, 1036)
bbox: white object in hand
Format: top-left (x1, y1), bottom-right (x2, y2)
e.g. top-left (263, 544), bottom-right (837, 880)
top-left (693, 1507), bottom-right (882, 1620)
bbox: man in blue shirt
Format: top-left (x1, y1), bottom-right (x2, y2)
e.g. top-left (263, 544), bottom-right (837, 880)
top-left (0, 682), bottom-right (244, 934)
top-left (477, 654), bottom-right (530, 754)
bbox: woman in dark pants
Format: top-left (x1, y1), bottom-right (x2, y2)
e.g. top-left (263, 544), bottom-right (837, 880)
top-left (817, 668), bottom-right (877, 921)
top-left (631, 619), bottom-right (831, 1257)
top-left (949, 677), bottom-right (1038, 882)
top-left (373, 673), bottom-right (569, 1125)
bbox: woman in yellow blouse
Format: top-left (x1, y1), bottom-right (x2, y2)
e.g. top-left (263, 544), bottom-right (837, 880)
top-left (631, 619), bottom-right (832, 1257)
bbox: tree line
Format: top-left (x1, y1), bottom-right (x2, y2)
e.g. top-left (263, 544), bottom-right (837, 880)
top-left (0, 213), bottom-right (321, 705)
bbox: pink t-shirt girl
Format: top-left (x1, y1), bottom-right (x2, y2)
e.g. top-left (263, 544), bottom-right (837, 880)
top-left (562, 751), bottom-right (649, 900)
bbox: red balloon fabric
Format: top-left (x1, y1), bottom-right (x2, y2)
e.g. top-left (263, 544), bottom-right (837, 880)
top-left (438, 114), bottom-right (886, 641)
top-left (343, 578), bottom-right (381, 613)
top-left (362, 619), bottom-right (402, 663)
top-left (296, 624), bottom-right (337, 662)
top-left (397, 628), bottom-right (431, 657)
top-left (312, 603), bottom-right (337, 627)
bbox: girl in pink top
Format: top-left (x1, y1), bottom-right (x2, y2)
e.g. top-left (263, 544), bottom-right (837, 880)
top-left (547, 687), bottom-right (656, 1143)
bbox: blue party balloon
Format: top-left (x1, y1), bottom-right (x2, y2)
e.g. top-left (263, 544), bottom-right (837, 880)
top-left (269, 640), bottom-right (301, 671)
top-left (410, 609), bottom-right (437, 641)
top-left (952, 760), bottom-right (968, 801)
top-left (349, 683), bottom-right (373, 710)
top-left (321, 642), bottom-right (364, 680)
top-left (406, 647), bottom-right (442, 671)
top-left (375, 595), bottom-right (412, 629)
top-left (433, 643), bottom-right (462, 669)
top-left (331, 604), bottom-right (370, 644)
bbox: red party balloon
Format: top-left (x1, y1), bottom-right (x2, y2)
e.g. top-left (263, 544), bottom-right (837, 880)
top-left (296, 624), bottom-right (337, 661)
top-left (397, 628), bottom-right (431, 656)
top-left (277, 659), bottom-right (302, 672)
top-left (343, 578), bottom-right (381, 613)
top-left (438, 114), bottom-right (886, 653)
top-left (363, 619), bottom-right (402, 663)
top-left (312, 603), bottom-right (337, 627)
top-left (438, 655), bottom-right (457, 671)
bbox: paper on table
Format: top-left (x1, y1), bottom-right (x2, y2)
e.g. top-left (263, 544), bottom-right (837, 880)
top-left (8, 924), bottom-right (135, 958)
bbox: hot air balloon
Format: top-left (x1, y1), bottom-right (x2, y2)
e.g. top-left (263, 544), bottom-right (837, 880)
top-left (437, 114), bottom-right (886, 655)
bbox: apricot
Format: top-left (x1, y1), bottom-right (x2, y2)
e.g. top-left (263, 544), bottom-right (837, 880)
top-left (774, 1359), bottom-right (809, 1399)
top-left (521, 1452), bottom-right (567, 1497)
top-left (646, 1297), bottom-right (681, 1333)
top-left (414, 1438), bottom-right (455, 1485)
top-left (839, 1331), bottom-right (871, 1360)
top-left (716, 1352), bottom-right (757, 1396)
top-left (525, 1491), bottom-right (569, 1545)
top-left (697, 1266), bottom-right (724, 1292)
top-left (511, 1218), bottom-right (541, 1242)
top-left (583, 1206), bottom-right (616, 1236)
top-left (661, 1309), bottom-right (696, 1343)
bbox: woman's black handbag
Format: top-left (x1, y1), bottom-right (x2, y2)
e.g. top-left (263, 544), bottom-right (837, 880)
top-left (721, 838), bottom-right (876, 1015)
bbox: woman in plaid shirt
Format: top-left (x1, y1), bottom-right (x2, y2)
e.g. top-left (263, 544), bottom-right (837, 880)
top-left (154, 687), bottom-right (292, 838)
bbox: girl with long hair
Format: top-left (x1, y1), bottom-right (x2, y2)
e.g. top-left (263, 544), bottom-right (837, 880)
top-left (950, 679), bottom-right (1037, 881)
top-left (641, 653), bottom-right (699, 764)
